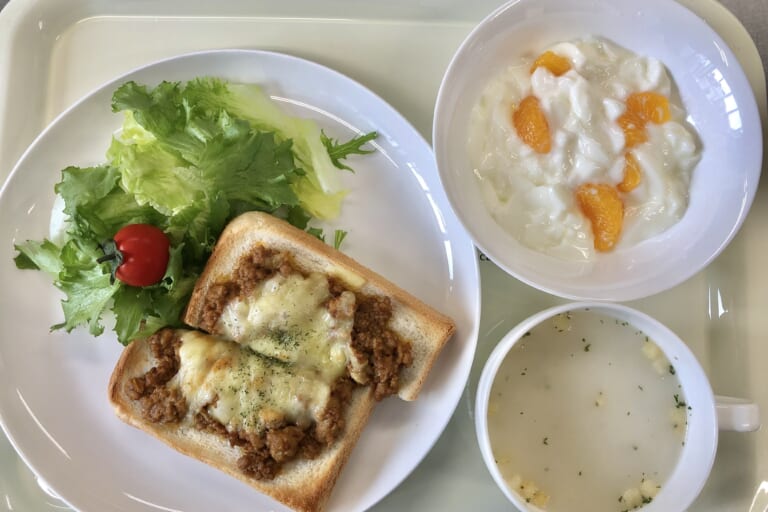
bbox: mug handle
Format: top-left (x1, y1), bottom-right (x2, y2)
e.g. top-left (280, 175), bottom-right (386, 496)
top-left (715, 395), bottom-right (760, 432)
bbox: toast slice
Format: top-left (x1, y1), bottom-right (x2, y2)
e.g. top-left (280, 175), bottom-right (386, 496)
top-left (183, 211), bottom-right (456, 401)
top-left (108, 212), bottom-right (456, 512)
top-left (108, 329), bottom-right (376, 512)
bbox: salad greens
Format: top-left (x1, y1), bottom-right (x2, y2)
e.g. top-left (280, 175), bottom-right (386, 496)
top-left (321, 131), bottom-right (377, 172)
top-left (14, 77), bottom-right (377, 345)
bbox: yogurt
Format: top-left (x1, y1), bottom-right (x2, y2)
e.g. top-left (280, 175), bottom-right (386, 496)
top-left (467, 37), bottom-right (700, 260)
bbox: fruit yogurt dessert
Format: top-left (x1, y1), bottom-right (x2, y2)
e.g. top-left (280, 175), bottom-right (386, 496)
top-left (468, 37), bottom-right (701, 261)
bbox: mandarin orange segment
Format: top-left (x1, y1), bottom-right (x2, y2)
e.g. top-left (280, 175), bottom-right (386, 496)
top-left (530, 51), bottom-right (572, 76)
top-left (618, 92), bottom-right (671, 149)
top-left (575, 183), bottom-right (624, 252)
top-left (512, 95), bottom-right (551, 154)
top-left (617, 111), bottom-right (648, 148)
top-left (618, 152), bottom-right (642, 193)
top-left (625, 92), bottom-right (671, 124)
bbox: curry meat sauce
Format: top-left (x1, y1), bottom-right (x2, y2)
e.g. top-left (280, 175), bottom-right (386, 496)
top-left (125, 246), bottom-right (413, 479)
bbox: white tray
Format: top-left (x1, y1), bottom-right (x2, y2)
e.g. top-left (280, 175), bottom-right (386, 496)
top-left (0, 0), bottom-right (766, 511)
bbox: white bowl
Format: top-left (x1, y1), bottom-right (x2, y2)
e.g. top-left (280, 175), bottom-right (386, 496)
top-left (475, 302), bottom-right (760, 512)
top-left (433, 0), bottom-right (762, 301)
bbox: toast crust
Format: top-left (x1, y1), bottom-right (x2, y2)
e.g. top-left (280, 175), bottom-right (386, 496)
top-left (183, 211), bottom-right (456, 401)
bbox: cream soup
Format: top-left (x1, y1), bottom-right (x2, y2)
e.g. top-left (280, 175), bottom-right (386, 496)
top-left (487, 310), bottom-right (688, 511)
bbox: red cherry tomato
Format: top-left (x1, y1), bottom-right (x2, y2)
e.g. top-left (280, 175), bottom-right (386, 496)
top-left (99, 224), bottom-right (170, 287)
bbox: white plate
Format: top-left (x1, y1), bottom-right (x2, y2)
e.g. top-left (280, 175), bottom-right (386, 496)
top-left (0, 50), bottom-right (480, 512)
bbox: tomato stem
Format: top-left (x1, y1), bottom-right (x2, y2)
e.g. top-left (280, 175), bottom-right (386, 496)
top-left (95, 253), bottom-right (117, 263)
top-left (97, 240), bottom-right (123, 285)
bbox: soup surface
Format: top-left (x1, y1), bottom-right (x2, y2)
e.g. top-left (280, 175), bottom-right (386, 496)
top-left (487, 309), bottom-right (688, 510)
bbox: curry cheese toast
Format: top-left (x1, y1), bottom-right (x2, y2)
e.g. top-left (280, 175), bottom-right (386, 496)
top-left (108, 211), bottom-right (456, 512)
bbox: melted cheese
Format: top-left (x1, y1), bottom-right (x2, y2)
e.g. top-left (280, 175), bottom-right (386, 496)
top-left (176, 331), bottom-right (332, 432)
top-left (174, 270), bottom-right (375, 433)
top-left (217, 272), bottom-right (365, 382)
